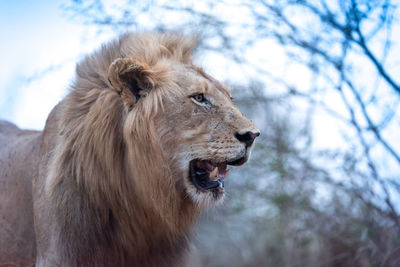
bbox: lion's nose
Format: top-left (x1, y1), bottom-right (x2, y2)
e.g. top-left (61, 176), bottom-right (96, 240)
top-left (234, 130), bottom-right (260, 147)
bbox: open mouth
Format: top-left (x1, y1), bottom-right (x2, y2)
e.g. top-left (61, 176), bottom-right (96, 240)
top-left (189, 157), bottom-right (247, 191)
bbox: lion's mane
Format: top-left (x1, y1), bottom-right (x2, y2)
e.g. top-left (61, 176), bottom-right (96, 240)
top-left (45, 33), bottom-right (199, 266)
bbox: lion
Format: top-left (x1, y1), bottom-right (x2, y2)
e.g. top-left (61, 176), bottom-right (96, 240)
top-left (0, 32), bottom-right (259, 266)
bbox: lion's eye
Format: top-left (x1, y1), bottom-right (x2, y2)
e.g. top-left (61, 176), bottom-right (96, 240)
top-left (192, 93), bottom-right (205, 103)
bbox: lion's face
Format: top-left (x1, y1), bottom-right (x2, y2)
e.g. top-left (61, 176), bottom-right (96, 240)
top-left (155, 65), bottom-right (260, 208)
top-left (108, 50), bottom-right (259, 209)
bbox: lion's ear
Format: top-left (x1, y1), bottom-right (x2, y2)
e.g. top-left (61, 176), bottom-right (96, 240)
top-left (108, 58), bottom-right (169, 109)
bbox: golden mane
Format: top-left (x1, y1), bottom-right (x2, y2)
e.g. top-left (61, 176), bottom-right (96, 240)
top-left (45, 32), bottom-right (199, 266)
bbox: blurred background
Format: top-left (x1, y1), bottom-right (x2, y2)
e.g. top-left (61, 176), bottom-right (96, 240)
top-left (1, 0), bottom-right (400, 266)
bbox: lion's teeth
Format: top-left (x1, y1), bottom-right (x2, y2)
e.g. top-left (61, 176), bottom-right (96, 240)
top-left (209, 167), bottom-right (218, 181)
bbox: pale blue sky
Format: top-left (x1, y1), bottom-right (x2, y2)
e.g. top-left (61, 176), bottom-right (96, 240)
top-left (0, 0), bottom-right (106, 129)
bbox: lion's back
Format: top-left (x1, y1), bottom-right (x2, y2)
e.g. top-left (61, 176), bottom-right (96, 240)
top-left (0, 120), bottom-right (42, 266)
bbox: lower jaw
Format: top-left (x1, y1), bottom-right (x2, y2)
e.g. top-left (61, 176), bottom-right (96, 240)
top-left (187, 185), bottom-right (225, 207)
top-left (185, 168), bottom-right (224, 204)
top-left (210, 187), bottom-right (224, 200)
top-left (187, 178), bottom-right (225, 200)
top-left (187, 155), bottom-right (251, 204)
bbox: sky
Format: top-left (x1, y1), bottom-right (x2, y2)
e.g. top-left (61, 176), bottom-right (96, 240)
top-left (0, 0), bottom-right (113, 129)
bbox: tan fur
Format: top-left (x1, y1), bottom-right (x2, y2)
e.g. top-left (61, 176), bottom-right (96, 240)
top-left (0, 32), bottom-right (259, 266)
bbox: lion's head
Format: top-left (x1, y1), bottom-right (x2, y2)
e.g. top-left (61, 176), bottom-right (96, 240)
top-left (107, 34), bottom-right (259, 209)
top-left (44, 32), bottom-right (259, 265)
